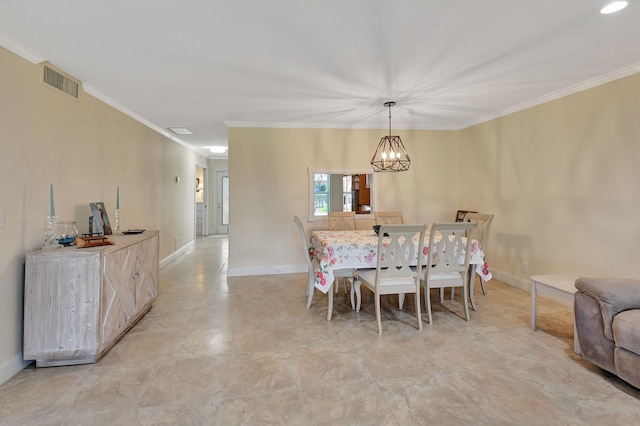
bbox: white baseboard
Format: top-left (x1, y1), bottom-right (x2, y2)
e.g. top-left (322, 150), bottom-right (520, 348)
top-left (227, 264), bottom-right (306, 277)
top-left (490, 270), bottom-right (574, 307)
top-left (160, 240), bottom-right (196, 269)
top-left (491, 270), bottom-right (531, 292)
top-left (0, 352), bottom-right (32, 386)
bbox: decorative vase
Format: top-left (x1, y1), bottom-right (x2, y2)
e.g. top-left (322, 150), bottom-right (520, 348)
top-left (56, 221), bottom-right (79, 246)
top-left (43, 215), bottom-right (60, 249)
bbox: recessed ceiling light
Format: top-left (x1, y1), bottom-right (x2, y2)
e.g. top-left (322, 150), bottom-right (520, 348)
top-left (209, 146), bottom-right (227, 154)
top-left (600, 1), bottom-right (629, 14)
top-left (168, 127), bottom-right (194, 135)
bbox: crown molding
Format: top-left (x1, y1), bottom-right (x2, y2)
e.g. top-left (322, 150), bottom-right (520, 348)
top-left (223, 121), bottom-right (453, 131)
top-left (0, 31), bottom-right (45, 64)
top-left (83, 83), bottom-right (204, 153)
top-left (461, 63), bottom-right (640, 130)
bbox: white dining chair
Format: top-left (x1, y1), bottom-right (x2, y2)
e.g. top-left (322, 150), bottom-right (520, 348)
top-left (293, 216), bottom-right (346, 320)
top-left (374, 211), bottom-right (404, 225)
top-left (465, 212), bottom-right (494, 296)
top-left (327, 211), bottom-right (357, 296)
top-left (421, 222), bottom-right (476, 324)
top-left (328, 211), bottom-right (356, 230)
top-left (353, 224), bottom-right (427, 334)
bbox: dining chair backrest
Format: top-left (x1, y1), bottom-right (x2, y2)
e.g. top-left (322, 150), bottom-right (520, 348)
top-left (422, 222), bottom-right (477, 324)
top-left (375, 211), bottom-right (404, 225)
top-left (465, 212), bottom-right (494, 251)
top-left (375, 224), bottom-right (426, 283)
top-left (354, 224), bottom-right (427, 333)
top-left (328, 211), bottom-right (356, 230)
top-left (426, 222), bottom-right (477, 277)
top-left (293, 216), bottom-right (313, 270)
top-left (355, 215), bottom-right (376, 230)
top-left (294, 215), bottom-right (340, 319)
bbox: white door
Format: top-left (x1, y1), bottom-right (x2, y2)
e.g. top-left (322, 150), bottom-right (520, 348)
top-left (215, 171), bottom-right (229, 234)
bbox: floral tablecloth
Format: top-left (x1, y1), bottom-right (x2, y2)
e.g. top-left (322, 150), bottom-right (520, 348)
top-left (309, 229), bottom-right (491, 294)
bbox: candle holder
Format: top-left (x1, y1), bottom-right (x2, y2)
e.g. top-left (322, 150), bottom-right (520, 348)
top-left (114, 208), bottom-right (120, 232)
top-left (43, 215), bottom-right (61, 250)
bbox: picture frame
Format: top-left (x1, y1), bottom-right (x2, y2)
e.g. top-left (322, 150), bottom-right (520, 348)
top-left (455, 210), bottom-right (477, 222)
top-left (90, 202), bottom-right (112, 235)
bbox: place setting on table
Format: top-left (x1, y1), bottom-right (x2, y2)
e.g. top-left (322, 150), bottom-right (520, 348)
top-left (308, 223), bottom-right (492, 310)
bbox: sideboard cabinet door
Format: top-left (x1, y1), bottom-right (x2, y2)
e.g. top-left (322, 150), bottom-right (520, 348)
top-left (100, 244), bottom-right (137, 349)
top-left (23, 251), bottom-right (101, 366)
top-left (99, 233), bottom-right (159, 351)
top-left (135, 235), bottom-right (159, 310)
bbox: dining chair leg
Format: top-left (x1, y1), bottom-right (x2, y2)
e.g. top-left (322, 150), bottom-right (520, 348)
top-left (327, 283), bottom-right (334, 321)
top-left (375, 292), bottom-right (382, 335)
top-left (468, 267), bottom-right (477, 311)
top-left (344, 277), bottom-right (353, 309)
top-left (415, 291), bottom-right (423, 331)
top-left (306, 271), bottom-right (315, 309)
top-left (462, 281), bottom-right (470, 321)
top-left (424, 286), bottom-right (433, 324)
top-left (354, 280), bottom-right (362, 312)
top-left (479, 277), bottom-right (488, 295)
top-left (398, 293), bottom-right (405, 309)
top-left (350, 280), bottom-right (356, 310)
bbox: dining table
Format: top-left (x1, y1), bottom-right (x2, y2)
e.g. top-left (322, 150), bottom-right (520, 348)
top-left (309, 229), bottom-right (492, 308)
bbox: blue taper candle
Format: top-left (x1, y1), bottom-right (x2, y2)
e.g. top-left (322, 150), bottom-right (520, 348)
top-left (50, 184), bottom-right (55, 216)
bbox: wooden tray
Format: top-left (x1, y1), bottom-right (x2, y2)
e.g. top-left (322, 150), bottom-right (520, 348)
top-left (76, 235), bottom-right (115, 248)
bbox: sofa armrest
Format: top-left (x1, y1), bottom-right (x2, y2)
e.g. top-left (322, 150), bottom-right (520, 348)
top-left (575, 277), bottom-right (640, 340)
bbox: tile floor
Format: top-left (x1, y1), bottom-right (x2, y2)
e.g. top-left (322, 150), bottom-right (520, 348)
top-left (1, 235), bottom-right (640, 425)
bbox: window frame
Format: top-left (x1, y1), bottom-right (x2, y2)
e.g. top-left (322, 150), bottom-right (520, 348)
top-left (307, 167), bottom-right (376, 221)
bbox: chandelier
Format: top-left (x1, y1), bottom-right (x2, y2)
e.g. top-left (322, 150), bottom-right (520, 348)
top-left (370, 101), bottom-right (410, 172)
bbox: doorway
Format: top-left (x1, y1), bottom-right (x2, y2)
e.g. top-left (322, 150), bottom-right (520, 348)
top-left (195, 165), bottom-right (209, 236)
top-left (215, 170), bottom-right (229, 234)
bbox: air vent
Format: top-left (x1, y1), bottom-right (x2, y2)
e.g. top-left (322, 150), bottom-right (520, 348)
top-left (43, 65), bottom-right (79, 98)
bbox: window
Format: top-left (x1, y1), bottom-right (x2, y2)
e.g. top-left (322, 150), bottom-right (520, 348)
top-left (342, 175), bottom-right (352, 212)
top-left (313, 173), bottom-right (330, 216)
top-left (307, 168), bottom-right (376, 221)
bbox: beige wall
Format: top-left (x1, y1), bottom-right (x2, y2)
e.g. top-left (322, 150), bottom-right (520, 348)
top-left (0, 46), bottom-right (205, 383)
top-left (459, 72), bottom-right (640, 286)
top-left (227, 127), bottom-right (460, 275)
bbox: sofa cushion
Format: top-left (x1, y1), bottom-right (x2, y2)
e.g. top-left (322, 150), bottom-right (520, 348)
top-left (613, 310), bottom-right (640, 355)
top-left (614, 347), bottom-right (640, 390)
top-left (576, 278), bottom-right (640, 340)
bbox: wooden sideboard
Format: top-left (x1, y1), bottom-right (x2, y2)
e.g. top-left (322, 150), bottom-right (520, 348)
top-left (23, 230), bottom-right (159, 367)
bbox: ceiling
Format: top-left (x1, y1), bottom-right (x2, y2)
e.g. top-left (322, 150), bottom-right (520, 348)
top-left (1, 1), bottom-right (639, 158)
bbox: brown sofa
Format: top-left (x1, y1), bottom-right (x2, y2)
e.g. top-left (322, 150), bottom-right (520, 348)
top-left (574, 277), bottom-right (640, 389)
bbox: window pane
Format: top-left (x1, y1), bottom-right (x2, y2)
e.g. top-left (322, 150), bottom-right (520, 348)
top-left (314, 173), bottom-right (330, 215)
top-left (314, 194), bottom-right (328, 216)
